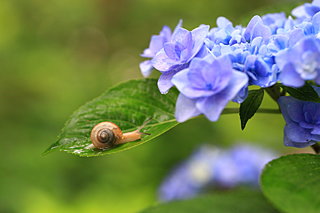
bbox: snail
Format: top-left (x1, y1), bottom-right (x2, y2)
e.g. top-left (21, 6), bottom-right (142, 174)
top-left (88, 121), bottom-right (150, 150)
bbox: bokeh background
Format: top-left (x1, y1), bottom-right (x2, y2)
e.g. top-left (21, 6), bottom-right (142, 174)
top-left (0, 0), bottom-right (308, 212)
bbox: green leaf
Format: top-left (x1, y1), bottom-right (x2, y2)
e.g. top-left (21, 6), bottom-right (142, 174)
top-left (44, 79), bottom-right (179, 157)
top-left (239, 89), bottom-right (264, 130)
top-left (139, 189), bottom-right (279, 213)
top-left (261, 154), bottom-right (320, 213)
top-left (281, 83), bottom-right (320, 103)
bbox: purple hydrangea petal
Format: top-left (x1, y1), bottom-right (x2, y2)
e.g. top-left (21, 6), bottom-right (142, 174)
top-left (152, 49), bottom-right (180, 72)
top-left (158, 69), bottom-right (179, 94)
top-left (244, 16), bottom-right (262, 41)
top-left (278, 96), bottom-right (304, 123)
top-left (139, 60), bottom-right (153, 77)
top-left (190, 25), bottom-right (210, 59)
top-left (279, 63), bottom-right (305, 87)
top-left (311, 126), bottom-right (320, 135)
top-left (172, 69), bottom-right (215, 98)
top-left (175, 94), bottom-right (201, 122)
top-left (284, 132), bottom-right (316, 148)
top-left (285, 123), bottom-right (313, 143)
top-left (195, 71), bottom-right (248, 121)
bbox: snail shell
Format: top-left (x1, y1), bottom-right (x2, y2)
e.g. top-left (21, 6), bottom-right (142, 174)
top-left (90, 121), bottom-right (144, 149)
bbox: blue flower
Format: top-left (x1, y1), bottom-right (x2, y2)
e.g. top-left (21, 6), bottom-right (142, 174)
top-left (139, 21), bottom-right (182, 77)
top-left (276, 36), bottom-right (320, 87)
top-left (278, 87), bottom-right (320, 148)
top-left (207, 17), bottom-right (245, 45)
top-left (292, 0), bottom-right (320, 19)
top-left (172, 54), bottom-right (248, 122)
top-left (158, 144), bottom-right (276, 201)
top-left (152, 24), bottom-right (210, 94)
top-left (244, 15), bottom-right (272, 42)
top-left (213, 145), bottom-right (276, 187)
top-left (158, 145), bottom-right (220, 202)
top-left (262, 13), bottom-right (287, 34)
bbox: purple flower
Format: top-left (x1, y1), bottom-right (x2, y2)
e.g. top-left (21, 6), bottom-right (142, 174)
top-left (158, 145), bottom-right (221, 202)
top-left (278, 88), bottom-right (320, 148)
top-left (152, 24), bottom-right (210, 94)
top-left (276, 36), bottom-right (320, 87)
top-left (244, 15), bottom-right (272, 42)
top-left (213, 145), bottom-right (276, 187)
top-left (172, 54), bottom-right (248, 122)
top-left (262, 13), bottom-right (287, 34)
top-left (292, 0), bottom-right (320, 19)
top-left (158, 144), bottom-right (276, 201)
top-left (207, 17), bottom-right (245, 45)
top-left (139, 21), bottom-right (182, 77)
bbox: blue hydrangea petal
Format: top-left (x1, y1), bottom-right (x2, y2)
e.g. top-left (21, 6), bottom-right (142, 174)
top-left (311, 126), bottom-right (320, 135)
top-left (244, 16), bottom-right (262, 41)
top-left (284, 132), bottom-right (316, 148)
top-left (190, 25), bottom-right (210, 59)
top-left (312, 11), bottom-right (320, 33)
top-left (152, 49), bottom-right (179, 72)
top-left (285, 123), bottom-right (313, 143)
top-left (195, 71), bottom-right (248, 121)
top-left (139, 60), bottom-right (153, 77)
top-left (158, 69), bottom-right (180, 94)
top-left (278, 96), bottom-right (304, 123)
top-left (172, 69), bottom-right (215, 99)
top-left (279, 63), bottom-right (305, 87)
top-left (216, 17), bottom-right (232, 28)
top-left (175, 94), bottom-right (201, 122)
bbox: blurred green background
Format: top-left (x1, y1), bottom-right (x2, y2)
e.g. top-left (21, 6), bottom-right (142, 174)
top-left (0, 0), bottom-right (308, 212)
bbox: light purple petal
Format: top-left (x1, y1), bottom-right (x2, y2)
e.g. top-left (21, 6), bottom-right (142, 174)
top-left (139, 60), bottom-right (153, 77)
top-left (279, 63), bottom-right (305, 87)
top-left (171, 27), bottom-right (191, 45)
top-left (244, 16), bottom-right (262, 41)
top-left (251, 21), bottom-right (272, 41)
top-left (172, 69), bottom-right (215, 99)
top-left (216, 17), bottom-right (232, 28)
top-left (152, 49), bottom-right (178, 72)
top-left (196, 71), bottom-right (248, 121)
top-left (190, 25), bottom-right (210, 60)
top-left (158, 70), bottom-right (179, 94)
top-left (292, 5), bottom-right (308, 18)
top-left (175, 94), bottom-right (201, 122)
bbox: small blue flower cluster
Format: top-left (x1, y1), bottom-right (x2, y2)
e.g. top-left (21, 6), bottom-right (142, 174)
top-left (140, 0), bottom-right (320, 123)
top-left (158, 144), bottom-right (276, 202)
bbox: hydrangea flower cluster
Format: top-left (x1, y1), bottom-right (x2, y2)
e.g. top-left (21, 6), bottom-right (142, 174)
top-left (140, 1), bottom-right (320, 149)
top-left (278, 86), bottom-right (320, 148)
top-left (158, 144), bottom-right (276, 202)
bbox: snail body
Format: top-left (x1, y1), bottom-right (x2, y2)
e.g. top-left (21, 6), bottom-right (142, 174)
top-left (89, 121), bottom-right (145, 149)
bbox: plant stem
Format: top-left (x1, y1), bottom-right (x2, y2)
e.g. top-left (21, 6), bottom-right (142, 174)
top-left (265, 84), bottom-right (282, 103)
top-left (222, 108), bottom-right (281, 114)
top-left (311, 143), bottom-right (320, 154)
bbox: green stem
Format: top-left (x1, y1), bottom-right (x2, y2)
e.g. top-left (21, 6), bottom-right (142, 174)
top-left (265, 84), bottom-right (282, 103)
top-left (222, 108), bottom-right (281, 114)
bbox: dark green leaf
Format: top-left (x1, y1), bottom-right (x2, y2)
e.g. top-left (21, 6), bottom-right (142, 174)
top-left (281, 84), bottom-right (320, 103)
top-left (139, 189), bottom-right (279, 213)
top-left (44, 79), bottom-right (179, 157)
top-left (239, 89), bottom-right (264, 130)
top-left (261, 154), bottom-right (320, 213)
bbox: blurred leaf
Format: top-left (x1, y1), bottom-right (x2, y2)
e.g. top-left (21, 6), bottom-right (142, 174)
top-left (261, 154), bottom-right (320, 213)
top-left (239, 89), bottom-right (264, 130)
top-left (44, 79), bottom-right (179, 157)
top-left (281, 83), bottom-right (320, 103)
top-left (139, 189), bottom-right (279, 213)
